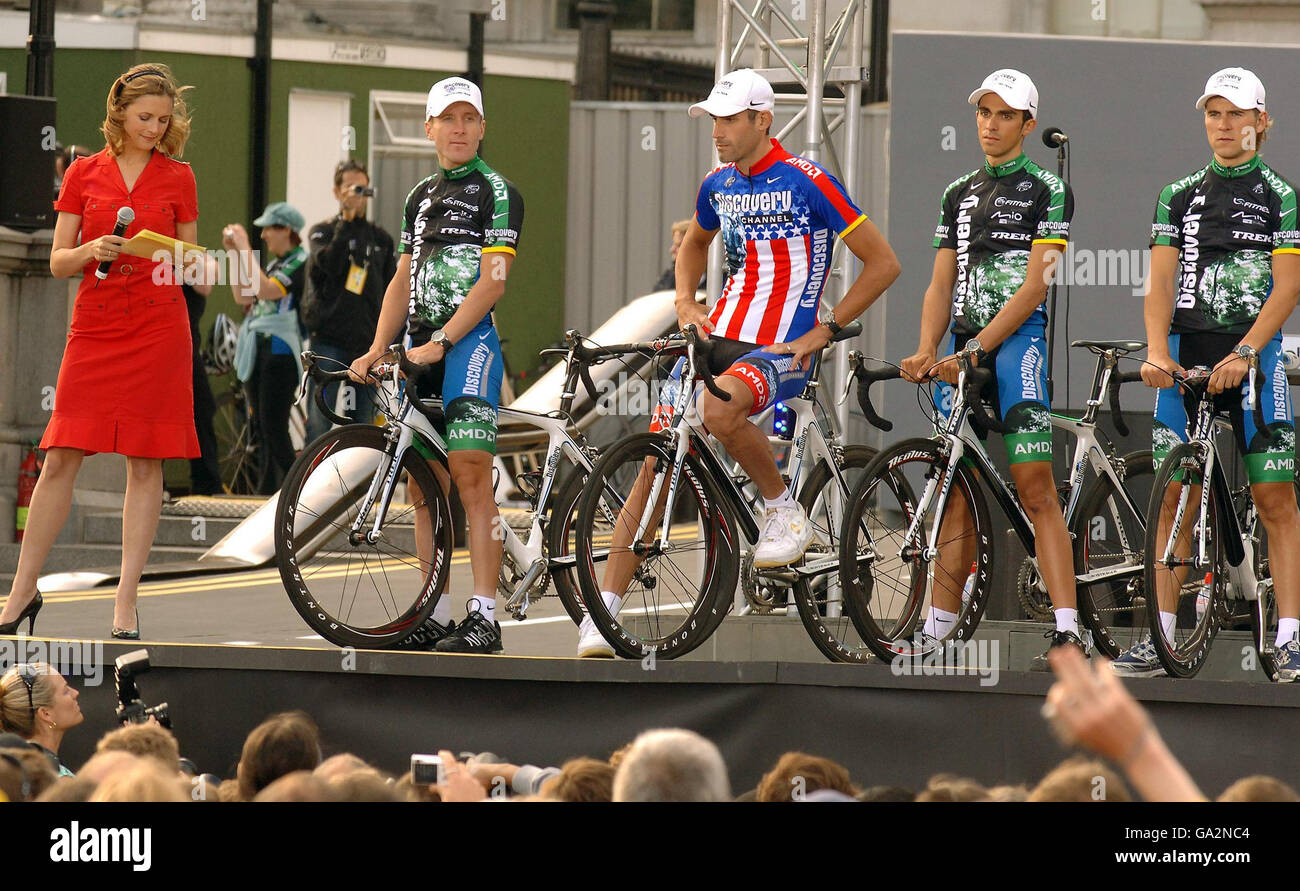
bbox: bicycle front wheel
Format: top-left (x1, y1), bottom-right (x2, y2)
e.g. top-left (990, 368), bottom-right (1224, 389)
top-left (1144, 442), bottom-right (1225, 678)
top-left (791, 445), bottom-right (879, 663)
top-left (1073, 450), bottom-right (1155, 659)
top-left (275, 424), bottom-right (454, 648)
top-left (574, 432), bottom-right (739, 659)
top-left (839, 438), bottom-right (993, 663)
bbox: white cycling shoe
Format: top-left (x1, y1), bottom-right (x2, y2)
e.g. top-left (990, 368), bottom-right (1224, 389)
top-left (576, 614), bottom-right (615, 658)
top-left (752, 503), bottom-right (814, 568)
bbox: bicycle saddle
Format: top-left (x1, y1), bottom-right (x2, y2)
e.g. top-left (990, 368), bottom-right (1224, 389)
top-left (1069, 339), bottom-right (1146, 355)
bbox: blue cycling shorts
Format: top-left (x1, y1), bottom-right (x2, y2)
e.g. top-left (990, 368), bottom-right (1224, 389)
top-left (649, 337), bottom-right (811, 433)
top-left (412, 318), bottom-right (504, 455)
top-left (1153, 332), bottom-right (1294, 483)
top-left (932, 325), bottom-right (1053, 464)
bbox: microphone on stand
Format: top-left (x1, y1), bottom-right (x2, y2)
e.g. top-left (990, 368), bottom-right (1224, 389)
top-left (94, 206), bottom-right (135, 287)
top-left (1041, 127), bottom-right (1068, 148)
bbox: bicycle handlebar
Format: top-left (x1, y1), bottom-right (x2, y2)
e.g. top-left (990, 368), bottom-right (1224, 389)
top-left (300, 350), bottom-right (361, 427)
top-left (848, 351), bottom-right (899, 432)
top-left (682, 325), bottom-right (731, 402)
top-left (1107, 369), bottom-right (1144, 437)
top-left (964, 366), bottom-right (1003, 435)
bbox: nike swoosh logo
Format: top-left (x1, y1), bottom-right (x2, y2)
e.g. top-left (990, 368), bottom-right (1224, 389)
top-left (749, 100), bottom-right (766, 107)
top-left (766, 176), bottom-right (780, 184)
top-left (480, 330), bottom-right (491, 340)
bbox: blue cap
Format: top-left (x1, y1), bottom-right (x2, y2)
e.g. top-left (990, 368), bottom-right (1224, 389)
top-left (252, 201), bottom-right (305, 231)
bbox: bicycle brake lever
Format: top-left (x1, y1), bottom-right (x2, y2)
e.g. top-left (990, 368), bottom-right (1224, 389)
top-left (837, 351), bottom-right (862, 407)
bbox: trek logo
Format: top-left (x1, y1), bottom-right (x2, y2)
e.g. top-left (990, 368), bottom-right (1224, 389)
top-left (1176, 194), bottom-right (1208, 309)
top-left (49, 822), bottom-right (151, 872)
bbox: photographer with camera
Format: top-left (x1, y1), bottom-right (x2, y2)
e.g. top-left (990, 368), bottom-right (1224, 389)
top-left (302, 160), bottom-right (397, 441)
top-left (0, 663), bottom-right (84, 777)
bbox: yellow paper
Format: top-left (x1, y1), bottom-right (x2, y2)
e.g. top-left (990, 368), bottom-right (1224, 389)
top-left (345, 262), bottom-right (367, 294)
top-left (118, 228), bottom-right (207, 261)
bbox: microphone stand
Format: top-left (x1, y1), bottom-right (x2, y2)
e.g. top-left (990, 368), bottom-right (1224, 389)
top-left (1045, 137), bottom-right (1068, 403)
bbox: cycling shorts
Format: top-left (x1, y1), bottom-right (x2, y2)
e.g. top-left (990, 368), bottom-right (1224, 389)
top-left (932, 325), bottom-right (1052, 464)
top-left (411, 318), bottom-right (503, 455)
top-left (649, 336), bottom-right (812, 433)
top-left (1153, 332), bottom-right (1294, 483)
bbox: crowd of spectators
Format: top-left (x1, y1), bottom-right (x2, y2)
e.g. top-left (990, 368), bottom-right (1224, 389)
top-left (0, 647), bottom-right (1294, 803)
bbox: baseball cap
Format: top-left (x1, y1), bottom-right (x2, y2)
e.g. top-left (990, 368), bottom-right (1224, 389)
top-left (426, 76), bottom-right (485, 119)
top-left (688, 69), bottom-right (775, 118)
top-left (252, 202), bottom-right (305, 231)
top-left (1196, 67), bottom-right (1266, 112)
top-left (968, 69), bottom-right (1039, 119)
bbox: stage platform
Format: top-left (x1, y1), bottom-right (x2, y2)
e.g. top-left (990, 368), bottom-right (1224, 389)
top-left (17, 632), bottom-right (1300, 798)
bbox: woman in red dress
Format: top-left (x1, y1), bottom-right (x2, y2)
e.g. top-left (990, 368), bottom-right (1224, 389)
top-left (0, 63), bottom-right (200, 639)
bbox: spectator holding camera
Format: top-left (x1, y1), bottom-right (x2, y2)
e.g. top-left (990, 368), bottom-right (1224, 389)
top-left (0, 663), bottom-right (83, 777)
top-left (302, 160), bottom-right (397, 441)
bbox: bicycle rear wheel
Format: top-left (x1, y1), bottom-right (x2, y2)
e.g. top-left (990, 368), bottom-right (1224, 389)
top-left (1144, 442), bottom-right (1224, 678)
top-left (275, 424), bottom-right (454, 648)
top-left (839, 438), bottom-right (993, 663)
top-left (791, 445), bottom-right (879, 663)
top-left (213, 387), bottom-right (264, 495)
top-left (574, 432), bottom-right (738, 659)
top-left (1073, 450), bottom-right (1155, 659)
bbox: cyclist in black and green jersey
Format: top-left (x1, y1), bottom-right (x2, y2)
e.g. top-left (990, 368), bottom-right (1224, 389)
top-left (351, 76), bottom-right (523, 654)
top-left (900, 69), bottom-right (1078, 669)
top-left (1114, 67), bottom-right (1300, 680)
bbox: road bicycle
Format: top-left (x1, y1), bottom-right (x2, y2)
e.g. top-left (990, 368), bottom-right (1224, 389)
top-left (839, 339), bottom-right (1155, 663)
top-left (572, 321), bottom-right (898, 663)
top-left (1143, 361), bottom-right (1300, 678)
top-left (273, 331), bottom-right (673, 648)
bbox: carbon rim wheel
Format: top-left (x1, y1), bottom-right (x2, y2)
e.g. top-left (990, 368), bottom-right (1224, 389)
top-left (840, 438), bottom-right (993, 663)
top-left (1144, 443), bottom-right (1223, 678)
top-left (574, 432), bottom-right (738, 660)
top-left (275, 425), bottom-right (453, 648)
top-left (791, 445), bottom-right (880, 663)
top-left (1074, 450), bottom-right (1155, 659)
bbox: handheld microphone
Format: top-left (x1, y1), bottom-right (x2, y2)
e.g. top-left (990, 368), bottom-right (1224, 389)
top-left (1041, 127), bottom-right (1068, 148)
top-left (94, 206), bottom-right (136, 285)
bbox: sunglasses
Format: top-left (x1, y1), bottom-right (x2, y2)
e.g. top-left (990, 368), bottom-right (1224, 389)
top-left (14, 663), bottom-right (37, 720)
top-left (113, 68), bottom-right (167, 98)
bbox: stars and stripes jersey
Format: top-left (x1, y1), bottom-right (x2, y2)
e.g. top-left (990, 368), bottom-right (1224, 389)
top-left (1150, 155), bottom-right (1300, 335)
top-left (694, 139), bottom-right (867, 345)
top-left (932, 153), bottom-right (1072, 337)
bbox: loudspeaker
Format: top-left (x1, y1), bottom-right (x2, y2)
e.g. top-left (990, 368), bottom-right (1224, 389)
top-left (0, 95), bottom-right (58, 231)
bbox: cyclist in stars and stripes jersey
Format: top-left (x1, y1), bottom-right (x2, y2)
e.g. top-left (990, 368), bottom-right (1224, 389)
top-left (576, 68), bottom-right (900, 658)
top-left (1112, 67), bottom-right (1300, 680)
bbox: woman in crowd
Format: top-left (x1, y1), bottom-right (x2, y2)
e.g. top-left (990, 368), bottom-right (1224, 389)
top-left (0, 63), bottom-right (200, 639)
top-left (0, 663), bottom-right (84, 777)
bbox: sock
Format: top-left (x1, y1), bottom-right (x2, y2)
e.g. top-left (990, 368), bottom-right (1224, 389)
top-left (1054, 608), bottom-right (1078, 636)
top-left (1159, 610), bottom-right (1177, 641)
top-left (763, 487), bottom-right (796, 511)
top-left (922, 607), bottom-right (957, 640)
top-left (601, 591), bottom-right (623, 617)
top-left (432, 595), bottom-right (452, 625)
top-left (1275, 617), bottom-right (1300, 649)
top-left (472, 596), bottom-right (496, 623)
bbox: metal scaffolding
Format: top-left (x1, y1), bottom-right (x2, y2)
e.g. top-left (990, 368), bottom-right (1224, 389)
top-left (709, 0), bottom-right (872, 432)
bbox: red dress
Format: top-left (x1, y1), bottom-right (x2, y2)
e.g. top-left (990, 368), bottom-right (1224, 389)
top-left (44, 148), bottom-right (201, 458)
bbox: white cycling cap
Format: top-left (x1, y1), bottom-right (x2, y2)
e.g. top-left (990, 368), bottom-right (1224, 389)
top-left (426, 76), bottom-right (484, 119)
top-left (1196, 67), bottom-right (1266, 112)
top-left (689, 69), bottom-right (775, 118)
top-left (968, 68), bottom-right (1039, 119)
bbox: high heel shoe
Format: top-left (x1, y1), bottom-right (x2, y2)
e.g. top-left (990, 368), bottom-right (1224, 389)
top-left (0, 591), bottom-right (43, 636)
top-left (111, 609), bottom-right (139, 641)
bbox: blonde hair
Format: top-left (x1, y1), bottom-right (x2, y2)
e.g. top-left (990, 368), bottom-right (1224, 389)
top-left (102, 63), bottom-right (192, 158)
top-left (0, 662), bottom-right (56, 738)
top-left (90, 760), bottom-right (189, 802)
top-left (96, 723), bottom-right (182, 772)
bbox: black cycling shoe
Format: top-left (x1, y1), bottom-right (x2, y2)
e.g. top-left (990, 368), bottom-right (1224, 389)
top-left (1028, 629), bottom-right (1088, 672)
top-left (392, 616), bottom-right (456, 651)
top-left (435, 600), bottom-right (504, 654)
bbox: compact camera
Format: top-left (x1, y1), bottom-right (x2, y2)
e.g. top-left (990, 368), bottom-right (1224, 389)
top-left (350, 185), bottom-right (376, 197)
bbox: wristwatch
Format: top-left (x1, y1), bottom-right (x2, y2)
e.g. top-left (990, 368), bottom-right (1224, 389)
top-left (430, 329), bottom-right (453, 352)
top-left (963, 338), bottom-right (986, 361)
top-left (819, 312), bottom-right (843, 337)
top-left (1233, 343), bottom-right (1259, 362)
